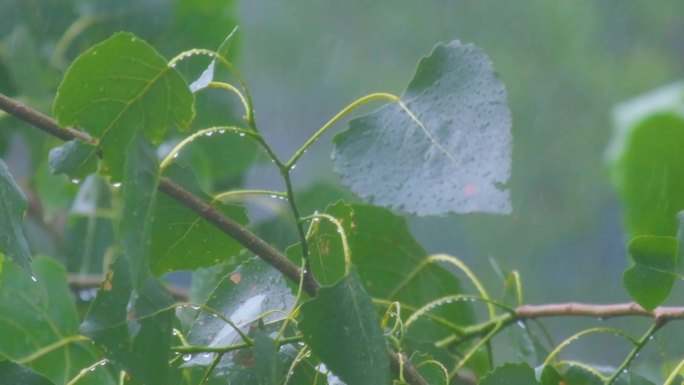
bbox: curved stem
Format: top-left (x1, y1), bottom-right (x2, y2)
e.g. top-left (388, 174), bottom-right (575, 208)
top-left (449, 321), bottom-right (503, 379)
top-left (205, 81), bottom-right (250, 121)
top-left (168, 49), bottom-right (255, 127)
top-left (66, 359), bottom-right (108, 385)
top-left (301, 213), bottom-right (352, 275)
top-left (543, 328), bottom-right (637, 367)
top-left (285, 92), bottom-right (400, 168)
top-left (213, 189), bottom-right (288, 202)
top-left (50, 15), bottom-right (100, 69)
top-left (159, 126), bottom-right (259, 170)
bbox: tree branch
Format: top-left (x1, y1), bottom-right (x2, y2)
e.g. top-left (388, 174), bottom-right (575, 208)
top-left (0, 91), bottom-right (427, 385)
top-left (442, 302), bottom-right (684, 348)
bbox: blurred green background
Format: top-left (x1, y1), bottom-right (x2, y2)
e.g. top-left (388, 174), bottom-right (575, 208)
top-left (1, 0), bottom-right (684, 376)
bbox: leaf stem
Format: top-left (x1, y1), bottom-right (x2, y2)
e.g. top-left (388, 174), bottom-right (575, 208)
top-left (213, 189), bottom-right (288, 202)
top-left (17, 335), bottom-right (89, 364)
top-left (606, 323), bottom-right (661, 385)
top-left (205, 81), bottom-right (250, 121)
top-left (280, 168), bottom-right (311, 271)
top-left (159, 126), bottom-right (259, 170)
top-left (285, 92), bottom-right (400, 169)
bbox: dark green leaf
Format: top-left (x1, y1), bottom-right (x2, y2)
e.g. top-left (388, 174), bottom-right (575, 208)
top-left (48, 140), bottom-right (98, 180)
top-left (333, 40), bottom-right (512, 216)
top-left (80, 256), bottom-right (176, 385)
top-left (608, 112), bottom-right (684, 237)
top-left (186, 258), bottom-right (294, 368)
top-left (540, 365), bottom-right (562, 385)
top-left (253, 331), bottom-right (281, 385)
top-left (623, 235), bottom-right (678, 310)
top-left (3, 25), bottom-right (47, 98)
top-left (292, 202), bottom-right (473, 340)
top-left (53, 32), bottom-right (194, 182)
top-left (0, 361), bottom-right (56, 385)
top-left (0, 257), bottom-right (114, 385)
top-left (480, 362), bottom-right (539, 385)
top-left (562, 366), bottom-right (603, 385)
top-left (628, 373), bottom-right (656, 385)
top-left (0, 158), bottom-right (31, 273)
top-left (120, 133), bottom-right (159, 288)
top-left (299, 270), bottom-right (389, 385)
top-left (150, 165), bottom-right (248, 275)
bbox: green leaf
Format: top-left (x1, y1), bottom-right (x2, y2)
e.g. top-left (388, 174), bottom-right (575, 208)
top-left (53, 32), bottom-right (195, 182)
top-left (628, 373), bottom-right (656, 385)
top-left (48, 140), bottom-right (98, 181)
top-left (253, 331), bottom-right (281, 385)
top-left (80, 256), bottom-right (176, 385)
top-left (150, 165), bottom-right (248, 275)
top-left (0, 158), bottom-right (31, 273)
top-left (480, 362), bottom-right (539, 385)
top-left (293, 202), bottom-right (473, 339)
top-left (562, 366), bottom-right (603, 385)
top-left (0, 257), bottom-right (114, 385)
top-left (623, 235), bottom-right (678, 311)
top-left (608, 111), bottom-right (684, 238)
top-left (185, 258), bottom-right (295, 368)
top-left (0, 361), bottom-right (56, 385)
top-left (299, 270), bottom-right (389, 385)
top-left (120, 133), bottom-right (159, 288)
top-left (540, 365), bottom-right (563, 385)
top-left (332, 40), bottom-right (512, 216)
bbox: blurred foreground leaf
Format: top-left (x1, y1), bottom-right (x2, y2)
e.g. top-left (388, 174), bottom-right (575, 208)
top-left (623, 235), bottom-right (678, 311)
top-left (333, 40), bottom-right (512, 216)
top-left (0, 257), bottom-right (114, 385)
top-left (0, 158), bottom-right (31, 273)
top-left (0, 361), bottom-right (56, 385)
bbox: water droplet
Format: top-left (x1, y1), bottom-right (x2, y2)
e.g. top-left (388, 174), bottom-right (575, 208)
top-left (112, 182), bottom-right (122, 188)
top-left (270, 194), bottom-right (277, 199)
top-left (290, 164), bottom-right (296, 170)
top-left (172, 153), bottom-right (179, 159)
top-left (238, 132), bottom-right (246, 137)
top-left (313, 217), bottom-right (320, 222)
top-left (205, 131), bottom-right (213, 137)
top-left (218, 129), bottom-right (226, 134)
top-left (30, 274), bottom-right (38, 282)
top-left (170, 62), bottom-right (176, 68)
top-left (182, 354), bottom-right (192, 361)
top-left (71, 178), bottom-right (81, 184)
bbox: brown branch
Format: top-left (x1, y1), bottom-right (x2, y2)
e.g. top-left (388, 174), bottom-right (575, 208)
top-left (0, 92), bottom-right (96, 144)
top-left (0, 91), bottom-right (426, 385)
top-left (444, 302), bottom-right (684, 348)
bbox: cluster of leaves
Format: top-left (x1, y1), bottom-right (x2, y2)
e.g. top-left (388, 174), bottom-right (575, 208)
top-left (1, 5), bottom-right (684, 385)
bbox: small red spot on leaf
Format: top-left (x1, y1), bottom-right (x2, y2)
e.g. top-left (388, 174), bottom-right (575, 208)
top-left (230, 273), bottom-right (241, 284)
top-left (463, 184), bottom-right (477, 197)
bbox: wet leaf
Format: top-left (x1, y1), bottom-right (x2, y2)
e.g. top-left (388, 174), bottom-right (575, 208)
top-left (540, 365), bottom-right (563, 385)
top-left (53, 32), bottom-right (194, 182)
top-left (150, 165), bottom-right (248, 275)
top-left (253, 331), bottom-right (281, 385)
top-left (299, 270), bottom-right (388, 385)
top-left (185, 257), bottom-right (295, 368)
top-left (623, 235), bottom-right (678, 311)
top-left (0, 158), bottom-right (31, 273)
top-left (0, 257), bottom-right (114, 385)
top-left (120, 133), bottom-right (159, 288)
top-left (333, 40), bottom-right (512, 216)
top-left (0, 361), bottom-right (56, 385)
top-left (79, 256), bottom-right (176, 385)
top-left (480, 362), bottom-right (539, 385)
top-left (48, 140), bottom-right (98, 181)
top-left (292, 202), bottom-right (473, 339)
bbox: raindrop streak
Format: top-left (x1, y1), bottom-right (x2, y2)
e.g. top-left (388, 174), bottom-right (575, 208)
top-left (30, 274), bottom-right (38, 282)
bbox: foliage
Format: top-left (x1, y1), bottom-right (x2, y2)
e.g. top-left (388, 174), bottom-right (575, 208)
top-left (1, 3), bottom-right (684, 385)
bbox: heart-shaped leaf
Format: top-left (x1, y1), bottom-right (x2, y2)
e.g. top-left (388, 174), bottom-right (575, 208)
top-left (53, 32), bottom-right (194, 182)
top-left (332, 40), bottom-right (512, 216)
top-left (623, 235), bottom-right (678, 311)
